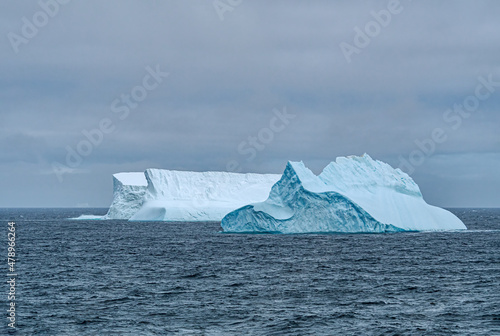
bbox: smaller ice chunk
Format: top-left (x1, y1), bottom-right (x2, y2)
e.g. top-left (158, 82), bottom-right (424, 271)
top-left (70, 215), bottom-right (105, 220)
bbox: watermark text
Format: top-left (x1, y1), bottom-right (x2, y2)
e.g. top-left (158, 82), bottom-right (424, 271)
top-left (6, 221), bottom-right (17, 329)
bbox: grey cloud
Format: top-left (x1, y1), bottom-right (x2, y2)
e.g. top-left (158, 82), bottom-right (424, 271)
top-left (0, 0), bottom-right (499, 207)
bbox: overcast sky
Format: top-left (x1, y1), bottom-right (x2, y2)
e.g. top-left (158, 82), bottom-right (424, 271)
top-left (1, 0), bottom-right (499, 207)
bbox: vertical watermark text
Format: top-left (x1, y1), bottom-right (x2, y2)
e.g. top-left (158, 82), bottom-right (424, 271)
top-left (6, 221), bottom-right (17, 329)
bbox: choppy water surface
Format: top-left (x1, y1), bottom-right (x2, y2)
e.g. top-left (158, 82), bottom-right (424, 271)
top-left (1, 208), bottom-right (499, 335)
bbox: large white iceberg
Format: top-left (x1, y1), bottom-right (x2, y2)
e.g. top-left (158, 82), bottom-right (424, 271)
top-left (83, 169), bottom-right (280, 221)
top-left (129, 169), bottom-right (281, 221)
top-left (221, 154), bottom-right (467, 233)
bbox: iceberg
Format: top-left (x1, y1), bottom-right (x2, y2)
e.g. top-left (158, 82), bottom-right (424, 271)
top-left (104, 172), bottom-right (148, 219)
top-left (129, 169), bottom-right (281, 221)
top-left (221, 154), bottom-right (467, 233)
top-left (83, 169), bottom-right (280, 221)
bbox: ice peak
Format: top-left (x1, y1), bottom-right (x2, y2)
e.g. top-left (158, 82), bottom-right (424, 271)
top-left (285, 161), bottom-right (316, 181)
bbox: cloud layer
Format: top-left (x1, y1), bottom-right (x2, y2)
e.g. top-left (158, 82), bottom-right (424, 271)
top-left (1, 0), bottom-right (499, 207)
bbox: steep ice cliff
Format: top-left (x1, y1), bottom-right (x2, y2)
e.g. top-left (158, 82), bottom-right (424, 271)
top-left (104, 173), bottom-right (148, 219)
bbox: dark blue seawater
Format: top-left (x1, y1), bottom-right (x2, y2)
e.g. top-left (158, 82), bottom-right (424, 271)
top-left (1, 208), bottom-right (499, 335)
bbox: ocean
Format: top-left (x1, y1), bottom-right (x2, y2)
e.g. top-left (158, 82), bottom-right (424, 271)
top-left (1, 208), bottom-right (499, 335)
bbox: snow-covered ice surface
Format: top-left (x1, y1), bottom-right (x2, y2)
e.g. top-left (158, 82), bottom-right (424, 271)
top-left (221, 154), bottom-right (467, 233)
top-left (130, 169), bottom-right (281, 221)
